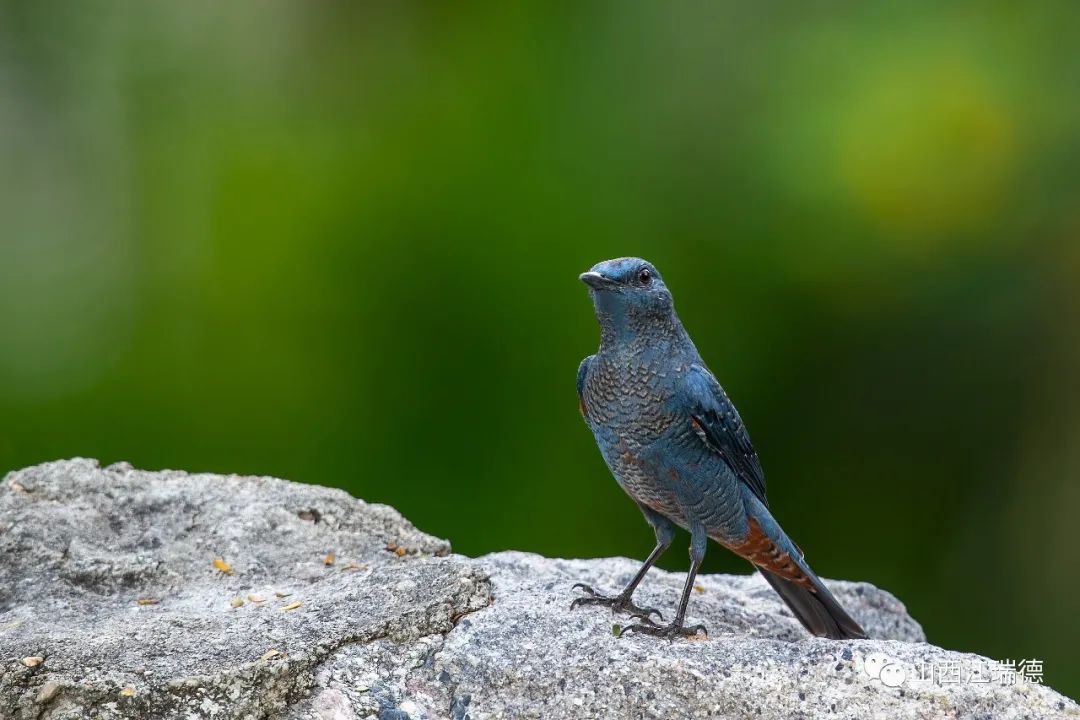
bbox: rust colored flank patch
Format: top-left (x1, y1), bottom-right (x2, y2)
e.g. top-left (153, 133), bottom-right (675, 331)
top-left (724, 519), bottom-right (813, 589)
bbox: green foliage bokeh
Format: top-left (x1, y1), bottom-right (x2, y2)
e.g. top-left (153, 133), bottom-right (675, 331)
top-left (1, 1), bottom-right (1078, 697)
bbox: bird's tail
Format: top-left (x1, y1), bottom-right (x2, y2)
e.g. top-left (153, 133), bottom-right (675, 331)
top-left (726, 494), bottom-right (867, 640)
top-left (758, 564), bottom-right (866, 640)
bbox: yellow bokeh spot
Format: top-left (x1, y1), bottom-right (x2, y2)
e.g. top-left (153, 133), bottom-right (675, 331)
top-left (837, 53), bottom-right (1016, 247)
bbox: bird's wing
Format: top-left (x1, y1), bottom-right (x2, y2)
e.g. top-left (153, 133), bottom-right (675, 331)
top-left (576, 355), bottom-right (594, 415)
top-left (682, 363), bottom-right (768, 507)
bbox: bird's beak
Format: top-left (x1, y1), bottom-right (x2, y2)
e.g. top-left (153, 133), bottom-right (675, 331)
top-left (579, 271), bottom-right (617, 290)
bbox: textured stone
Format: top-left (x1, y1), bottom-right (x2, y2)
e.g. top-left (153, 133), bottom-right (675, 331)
top-left (0, 459), bottom-right (487, 719)
top-left (1, 459), bottom-right (1076, 719)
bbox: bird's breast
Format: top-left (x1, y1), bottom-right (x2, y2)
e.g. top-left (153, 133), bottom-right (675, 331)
top-left (581, 355), bottom-right (690, 521)
top-left (581, 356), bottom-right (679, 445)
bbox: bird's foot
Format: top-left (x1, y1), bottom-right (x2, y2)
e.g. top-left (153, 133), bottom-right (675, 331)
top-left (570, 583), bottom-right (664, 624)
top-left (620, 620), bottom-right (707, 641)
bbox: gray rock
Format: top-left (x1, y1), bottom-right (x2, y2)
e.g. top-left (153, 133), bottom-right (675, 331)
top-left (0, 459), bottom-right (487, 719)
top-left (1, 459), bottom-right (1076, 720)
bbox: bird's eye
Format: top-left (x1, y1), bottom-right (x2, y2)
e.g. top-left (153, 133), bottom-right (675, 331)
top-left (637, 267), bottom-right (652, 285)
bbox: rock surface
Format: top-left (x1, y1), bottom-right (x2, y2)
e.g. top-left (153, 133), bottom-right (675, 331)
top-left (0, 459), bottom-right (1076, 720)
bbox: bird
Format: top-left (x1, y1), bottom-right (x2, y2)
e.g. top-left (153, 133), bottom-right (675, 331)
top-left (571, 257), bottom-right (867, 640)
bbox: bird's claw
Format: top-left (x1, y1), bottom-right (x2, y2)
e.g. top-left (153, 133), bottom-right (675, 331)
top-left (570, 583), bottom-right (664, 623)
top-left (571, 582), bottom-right (599, 596)
top-left (619, 621), bottom-right (708, 641)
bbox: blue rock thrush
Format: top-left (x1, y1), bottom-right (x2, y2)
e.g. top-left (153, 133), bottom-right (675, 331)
top-left (571, 257), bottom-right (867, 640)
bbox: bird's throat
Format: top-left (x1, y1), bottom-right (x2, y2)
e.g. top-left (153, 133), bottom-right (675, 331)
top-left (595, 304), bottom-right (689, 354)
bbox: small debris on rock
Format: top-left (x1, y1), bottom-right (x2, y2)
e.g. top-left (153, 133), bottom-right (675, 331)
top-left (282, 601), bottom-right (302, 612)
top-left (274, 591), bottom-right (291, 598)
top-left (385, 542), bottom-right (410, 556)
top-left (213, 558), bottom-right (234, 576)
top-left (136, 597), bottom-right (160, 605)
top-left (21, 656), bottom-right (43, 668)
top-left (247, 594), bottom-right (265, 603)
top-left (259, 649), bottom-right (281, 661)
top-left (229, 597), bottom-right (244, 608)
top-left (324, 553), bottom-right (335, 566)
top-left (119, 687), bottom-right (135, 697)
top-left (694, 584), bottom-right (705, 594)
top-left (35, 682), bottom-right (60, 704)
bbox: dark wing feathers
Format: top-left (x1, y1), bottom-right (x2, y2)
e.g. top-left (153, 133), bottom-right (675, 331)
top-left (576, 355), bottom-right (594, 416)
top-left (683, 364), bottom-right (768, 507)
top-left (576, 355), bottom-right (594, 399)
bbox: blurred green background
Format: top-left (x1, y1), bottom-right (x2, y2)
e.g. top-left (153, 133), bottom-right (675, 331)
top-left (2, 0), bottom-right (1078, 696)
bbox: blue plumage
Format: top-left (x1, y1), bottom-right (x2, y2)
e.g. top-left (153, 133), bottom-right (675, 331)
top-left (572, 257), bottom-right (866, 640)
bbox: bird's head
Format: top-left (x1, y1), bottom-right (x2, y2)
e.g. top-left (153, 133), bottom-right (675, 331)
top-left (580, 257), bottom-right (677, 343)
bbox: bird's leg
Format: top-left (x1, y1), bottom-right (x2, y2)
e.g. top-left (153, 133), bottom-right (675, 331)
top-left (571, 540), bottom-right (669, 623)
top-left (571, 507), bottom-right (674, 624)
top-left (622, 525), bottom-right (708, 640)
